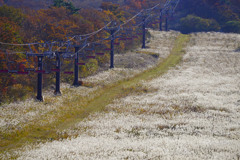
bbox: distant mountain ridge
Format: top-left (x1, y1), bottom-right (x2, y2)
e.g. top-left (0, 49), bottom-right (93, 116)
top-left (0, 0), bottom-right (149, 9)
top-left (0, 0), bottom-right (101, 9)
top-left (0, 0), bottom-right (116, 9)
top-left (0, 0), bottom-right (54, 9)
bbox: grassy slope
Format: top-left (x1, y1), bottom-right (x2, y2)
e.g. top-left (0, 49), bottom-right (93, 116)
top-left (0, 34), bottom-right (190, 157)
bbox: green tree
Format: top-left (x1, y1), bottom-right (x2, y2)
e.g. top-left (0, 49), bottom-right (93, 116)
top-left (53, 0), bottom-right (79, 14)
top-left (222, 20), bottom-right (240, 33)
top-left (179, 15), bottom-right (220, 34)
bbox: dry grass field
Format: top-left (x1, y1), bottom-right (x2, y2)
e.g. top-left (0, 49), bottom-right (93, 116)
top-left (1, 30), bottom-right (240, 159)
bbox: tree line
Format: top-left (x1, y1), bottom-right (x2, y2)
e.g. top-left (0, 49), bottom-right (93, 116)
top-left (176, 0), bottom-right (240, 33)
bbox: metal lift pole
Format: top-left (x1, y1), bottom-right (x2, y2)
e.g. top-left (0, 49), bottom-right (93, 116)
top-left (110, 30), bottom-right (115, 69)
top-left (73, 47), bottom-right (80, 86)
top-left (142, 13), bottom-right (146, 49)
top-left (36, 55), bottom-right (44, 101)
top-left (165, 10), bottom-right (169, 31)
top-left (55, 52), bottom-right (61, 95)
top-left (159, 9), bottom-right (163, 31)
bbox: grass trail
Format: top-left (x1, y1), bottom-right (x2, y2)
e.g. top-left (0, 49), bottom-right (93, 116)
top-left (0, 34), bottom-right (190, 156)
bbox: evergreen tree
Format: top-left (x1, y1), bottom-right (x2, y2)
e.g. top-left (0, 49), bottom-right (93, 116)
top-left (53, 0), bottom-right (79, 14)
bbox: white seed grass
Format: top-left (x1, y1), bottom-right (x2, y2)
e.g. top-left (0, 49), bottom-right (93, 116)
top-left (3, 31), bottom-right (240, 159)
top-left (0, 30), bottom-right (177, 133)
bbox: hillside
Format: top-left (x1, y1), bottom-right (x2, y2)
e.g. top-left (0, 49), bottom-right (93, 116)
top-left (0, 29), bottom-right (181, 158)
top-left (1, 0), bottom-right (240, 34)
top-left (1, 29), bottom-right (240, 159)
top-left (0, 0), bottom-right (162, 9)
top-left (0, 0), bottom-right (240, 159)
top-left (0, 0), bottom-right (100, 9)
top-left (0, 0), bottom-right (53, 9)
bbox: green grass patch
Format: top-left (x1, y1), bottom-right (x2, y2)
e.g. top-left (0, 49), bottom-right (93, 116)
top-left (0, 34), bottom-right (190, 158)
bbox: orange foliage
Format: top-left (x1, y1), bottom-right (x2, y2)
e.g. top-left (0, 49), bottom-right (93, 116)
top-left (0, 17), bottom-right (21, 44)
top-left (124, 0), bottom-right (147, 10)
top-left (0, 2), bottom-right (143, 103)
